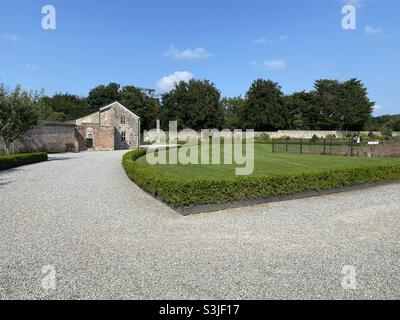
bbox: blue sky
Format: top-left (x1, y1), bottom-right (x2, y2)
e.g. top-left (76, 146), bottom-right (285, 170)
top-left (0, 0), bottom-right (399, 115)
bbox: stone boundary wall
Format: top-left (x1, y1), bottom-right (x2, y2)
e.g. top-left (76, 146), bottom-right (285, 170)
top-left (0, 122), bottom-right (84, 154)
top-left (255, 130), bottom-right (384, 139)
top-left (144, 129), bottom-right (399, 142)
top-left (2, 126), bottom-right (398, 154)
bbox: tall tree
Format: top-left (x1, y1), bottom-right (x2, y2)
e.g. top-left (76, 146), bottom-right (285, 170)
top-left (41, 93), bottom-right (90, 121)
top-left (162, 79), bottom-right (224, 130)
top-left (222, 96), bottom-right (245, 129)
top-left (314, 79), bottom-right (342, 130)
top-left (284, 91), bottom-right (320, 130)
top-left (120, 86), bottom-right (161, 131)
top-left (339, 79), bottom-right (374, 131)
top-left (87, 83), bottom-right (121, 109)
top-left (314, 78), bottom-right (374, 130)
top-left (0, 84), bottom-right (40, 154)
top-left (241, 79), bottom-right (288, 131)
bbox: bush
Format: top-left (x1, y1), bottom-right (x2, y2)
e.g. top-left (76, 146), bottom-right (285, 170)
top-left (310, 135), bottom-right (320, 143)
top-left (382, 127), bottom-right (393, 137)
top-left (383, 135), bottom-right (391, 141)
top-left (0, 152), bottom-right (48, 170)
top-left (368, 131), bottom-right (378, 139)
top-left (326, 134), bottom-right (337, 140)
top-left (123, 150), bottom-right (400, 208)
top-left (256, 133), bottom-right (270, 143)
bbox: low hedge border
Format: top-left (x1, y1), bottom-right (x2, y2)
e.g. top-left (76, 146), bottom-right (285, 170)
top-left (123, 150), bottom-right (400, 209)
top-left (0, 152), bottom-right (48, 170)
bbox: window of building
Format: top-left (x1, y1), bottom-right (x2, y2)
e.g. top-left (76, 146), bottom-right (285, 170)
top-left (121, 132), bottom-right (126, 141)
top-left (121, 116), bottom-right (126, 124)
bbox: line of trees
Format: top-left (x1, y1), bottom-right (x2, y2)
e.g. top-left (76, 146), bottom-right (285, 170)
top-left (37, 78), bottom-right (380, 132)
top-left (229, 78), bottom-right (375, 131)
top-left (1, 78), bottom-right (398, 153)
top-left (365, 114), bottom-right (400, 135)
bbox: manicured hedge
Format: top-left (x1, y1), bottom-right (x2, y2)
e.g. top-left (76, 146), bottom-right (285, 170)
top-left (0, 152), bottom-right (48, 170)
top-left (123, 150), bottom-right (400, 208)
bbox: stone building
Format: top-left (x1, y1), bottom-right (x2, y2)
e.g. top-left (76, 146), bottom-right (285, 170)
top-left (0, 101), bottom-right (141, 154)
top-left (75, 101), bottom-right (141, 151)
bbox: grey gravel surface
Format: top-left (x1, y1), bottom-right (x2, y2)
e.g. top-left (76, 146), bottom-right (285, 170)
top-left (0, 151), bottom-right (399, 300)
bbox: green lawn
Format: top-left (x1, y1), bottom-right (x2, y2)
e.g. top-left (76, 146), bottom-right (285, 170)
top-left (124, 147), bottom-right (400, 207)
top-left (136, 144), bottom-right (400, 180)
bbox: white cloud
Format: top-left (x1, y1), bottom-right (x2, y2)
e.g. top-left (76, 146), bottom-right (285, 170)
top-left (164, 46), bottom-right (212, 60)
top-left (364, 26), bottom-right (384, 36)
top-left (25, 64), bottom-right (39, 70)
top-left (373, 104), bottom-right (384, 115)
top-left (156, 71), bottom-right (194, 92)
top-left (262, 60), bottom-right (287, 71)
top-left (253, 35), bottom-right (290, 45)
top-left (1, 33), bottom-right (18, 41)
top-left (278, 35), bottom-right (290, 41)
top-left (253, 37), bottom-right (271, 45)
top-left (0, 54), bottom-right (14, 61)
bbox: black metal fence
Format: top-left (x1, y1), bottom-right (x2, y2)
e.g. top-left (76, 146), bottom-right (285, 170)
top-left (271, 138), bottom-right (400, 157)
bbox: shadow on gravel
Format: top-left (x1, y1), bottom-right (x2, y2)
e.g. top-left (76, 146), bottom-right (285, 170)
top-left (0, 179), bottom-right (10, 188)
top-left (0, 167), bottom-right (20, 174)
top-left (48, 156), bottom-right (76, 162)
top-left (0, 168), bottom-right (19, 188)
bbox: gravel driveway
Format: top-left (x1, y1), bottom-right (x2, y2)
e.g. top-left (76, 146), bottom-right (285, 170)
top-left (0, 151), bottom-right (399, 300)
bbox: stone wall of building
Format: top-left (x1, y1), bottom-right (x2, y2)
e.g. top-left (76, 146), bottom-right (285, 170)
top-left (0, 122), bottom-right (84, 154)
top-left (112, 107), bottom-right (140, 150)
top-left (75, 104), bottom-right (140, 150)
top-left (76, 124), bottom-right (116, 151)
top-left (74, 126), bottom-right (87, 152)
top-left (93, 126), bottom-right (115, 151)
top-left (75, 112), bottom-right (101, 126)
